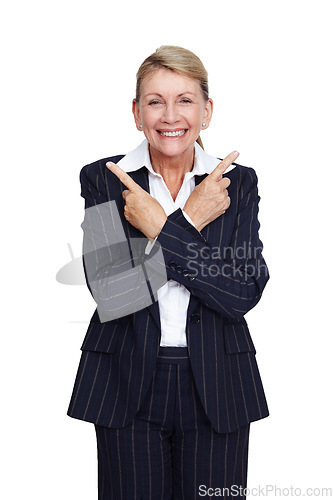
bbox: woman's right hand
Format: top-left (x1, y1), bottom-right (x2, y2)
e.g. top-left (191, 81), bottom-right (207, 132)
top-left (183, 151), bottom-right (239, 232)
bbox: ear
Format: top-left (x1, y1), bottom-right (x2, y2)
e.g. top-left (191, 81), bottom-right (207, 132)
top-left (132, 99), bottom-right (142, 131)
top-left (203, 98), bottom-right (213, 128)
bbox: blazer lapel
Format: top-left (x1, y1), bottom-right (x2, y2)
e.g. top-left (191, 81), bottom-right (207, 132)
top-left (128, 167), bottom-right (150, 192)
top-left (195, 173), bottom-right (208, 185)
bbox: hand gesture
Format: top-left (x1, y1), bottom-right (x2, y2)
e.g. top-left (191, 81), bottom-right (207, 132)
top-left (106, 162), bottom-right (167, 240)
top-left (183, 151), bottom-right (239, 232)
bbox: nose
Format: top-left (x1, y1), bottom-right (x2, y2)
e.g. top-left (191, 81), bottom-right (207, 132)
top-left (162, 102), bottom-right (180, 124)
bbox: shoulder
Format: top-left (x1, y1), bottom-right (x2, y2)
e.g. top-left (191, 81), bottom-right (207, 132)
top-left (80, 154), bottom-right (125, 183)
top-left (222, 163), bottom-right (261, 212)
top-left (79, 154), bottom-right (126, 207)
top-left (223, 162), bottom-right (258, 189)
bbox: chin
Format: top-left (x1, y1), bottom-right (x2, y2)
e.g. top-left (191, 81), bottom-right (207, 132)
top-left (151, 137), bottom-right (195, 158)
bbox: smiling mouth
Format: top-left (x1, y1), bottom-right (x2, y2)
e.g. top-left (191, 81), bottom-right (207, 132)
top-left (157, 129), bottom-right (187, 137)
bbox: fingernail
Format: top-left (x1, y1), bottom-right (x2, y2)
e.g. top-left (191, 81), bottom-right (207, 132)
top-left (106, 162), bottom-right (112, 168)
top-left (233, 151), bottom-right (239, 157)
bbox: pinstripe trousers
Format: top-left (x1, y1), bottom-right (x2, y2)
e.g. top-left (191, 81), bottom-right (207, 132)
top-left (95, 347), bottom-right (250, 500)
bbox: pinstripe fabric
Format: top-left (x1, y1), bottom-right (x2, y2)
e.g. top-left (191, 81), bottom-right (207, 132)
top-left (95, 347), bottom-right (250, 500)
top-left (67, 153), bottom-right (270, 434)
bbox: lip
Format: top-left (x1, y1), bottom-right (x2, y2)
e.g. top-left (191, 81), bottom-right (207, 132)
top-left (157, 129), bottom-right (188, 138)
top-left (157, 128), bottom-right (187, 133)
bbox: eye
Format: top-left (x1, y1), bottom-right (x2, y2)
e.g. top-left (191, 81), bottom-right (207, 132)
top-left (180, 98), bottom-right (192, 104)
top-left (148, 99), bottom-right (162, 106)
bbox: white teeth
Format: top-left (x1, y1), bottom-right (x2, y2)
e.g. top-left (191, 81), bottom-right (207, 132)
top-left (159, 130), bottom-right (186, 137)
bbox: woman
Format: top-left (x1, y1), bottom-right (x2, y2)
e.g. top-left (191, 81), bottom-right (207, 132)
top-left (68, 45), bottom-right (270, 499)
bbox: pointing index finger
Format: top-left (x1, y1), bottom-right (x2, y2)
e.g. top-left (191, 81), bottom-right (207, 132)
top-left (209, 151), bottom-right (239, 181)
top-left (106, 162), bottom-right (141, 191)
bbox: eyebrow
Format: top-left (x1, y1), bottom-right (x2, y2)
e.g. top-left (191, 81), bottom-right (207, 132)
top-left (144, 92), bottom-right (196, 98)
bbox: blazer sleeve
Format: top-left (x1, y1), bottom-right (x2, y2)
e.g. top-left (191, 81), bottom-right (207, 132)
top-left (79, 163), bottom-right (123, 307)
top-left (155, 166), bottom-right (270, 318)
top-left (79, 161), bottom-right (167, 322)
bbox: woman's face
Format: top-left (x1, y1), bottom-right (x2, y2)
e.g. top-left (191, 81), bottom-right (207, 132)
top-left (132, 68), bottom-right (213, 161)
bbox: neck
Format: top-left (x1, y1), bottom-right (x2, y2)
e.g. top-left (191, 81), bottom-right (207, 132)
top-left (149, 145), bottom-right (195, 198)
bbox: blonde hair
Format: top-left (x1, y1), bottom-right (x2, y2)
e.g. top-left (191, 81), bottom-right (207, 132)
top-left (135, 45), bottom-right (209, 149)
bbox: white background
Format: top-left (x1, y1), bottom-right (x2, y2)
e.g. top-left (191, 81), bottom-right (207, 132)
top-left (1, 0), bottom-right (332, 498)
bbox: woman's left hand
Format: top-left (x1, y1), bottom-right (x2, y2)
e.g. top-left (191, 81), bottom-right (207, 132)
top-left (106, 162), bottom-right (167, 240)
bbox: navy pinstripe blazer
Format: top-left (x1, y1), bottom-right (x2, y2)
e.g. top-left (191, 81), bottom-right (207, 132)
top-left (67, 153), bottom-right (270, 434)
